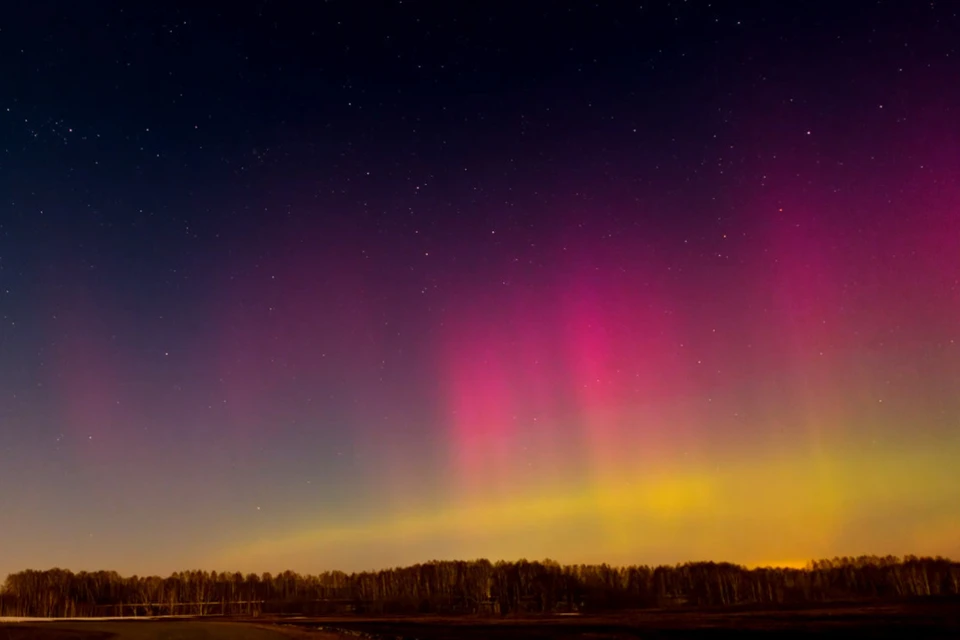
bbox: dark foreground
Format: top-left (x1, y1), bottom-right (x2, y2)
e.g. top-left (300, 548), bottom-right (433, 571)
top-left (0, 620), bottom-right (304, 640)
top-left (3, 602), bottom-right (960, 639)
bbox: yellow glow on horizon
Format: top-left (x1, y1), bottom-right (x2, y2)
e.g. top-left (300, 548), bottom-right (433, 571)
top-left (219, 439), bottom-right (960, 572)
top-left (229, 472), bottom-right (717, 558)
top-left (749, 560), bottom-right (811, 570)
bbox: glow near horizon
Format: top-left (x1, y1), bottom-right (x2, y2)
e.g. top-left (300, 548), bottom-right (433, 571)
top-left (219, 439), bottom-right (960, 573)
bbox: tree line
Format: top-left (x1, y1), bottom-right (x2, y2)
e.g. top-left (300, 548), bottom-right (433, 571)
top-left (1, 555), bottom-right (958, 618)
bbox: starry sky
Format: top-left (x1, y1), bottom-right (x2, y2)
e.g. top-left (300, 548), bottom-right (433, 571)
top-left (1, 1), bottom-right (959, 579)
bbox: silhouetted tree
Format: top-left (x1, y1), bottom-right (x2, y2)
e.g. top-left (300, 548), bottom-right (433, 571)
top-left (2, 555), bottom-right (958, 618)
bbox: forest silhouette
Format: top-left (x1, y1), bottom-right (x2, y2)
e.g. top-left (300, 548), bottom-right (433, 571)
top-left (2, 555), bottom-right (958, 618)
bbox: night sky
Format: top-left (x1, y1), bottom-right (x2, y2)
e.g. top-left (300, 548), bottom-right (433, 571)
top-left (1, 1), bottom-right (959, 579)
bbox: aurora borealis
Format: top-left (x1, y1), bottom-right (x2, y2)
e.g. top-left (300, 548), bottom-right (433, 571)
top-left (1, 2), bottom-right (958, 579)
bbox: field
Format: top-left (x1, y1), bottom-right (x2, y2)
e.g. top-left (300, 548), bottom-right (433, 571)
top-left (0, 619), bottom-right (304, 639)
top-left (3, 601), bottom-right (959, 639)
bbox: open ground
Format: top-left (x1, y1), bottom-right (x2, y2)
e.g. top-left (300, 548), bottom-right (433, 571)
top-left (3, 600), bottom-right (960, 639)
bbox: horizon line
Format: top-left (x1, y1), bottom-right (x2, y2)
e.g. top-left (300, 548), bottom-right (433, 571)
top-left (4, 553), bottom-right (955, 583)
